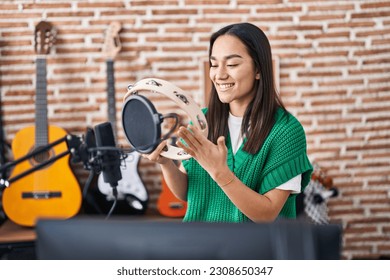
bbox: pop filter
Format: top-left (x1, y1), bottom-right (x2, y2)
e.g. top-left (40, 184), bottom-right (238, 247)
top-left (122, 78), bottom-right (208, 160)
top-left (122, 94), bottom-right (162, 154)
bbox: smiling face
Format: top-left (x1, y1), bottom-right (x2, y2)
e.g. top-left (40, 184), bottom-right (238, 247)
top-left (209, 34), bottom-right (260, 116)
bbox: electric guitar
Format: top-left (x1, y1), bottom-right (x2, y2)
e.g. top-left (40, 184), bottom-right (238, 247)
top-left (303, 163), bottom-right (338, 225)
top-left (157, 137), bottom-right (187, 217)
top-left (2, 21), bottom-right (82, 227)
top-left (97, 22), bottom-right (149, 213)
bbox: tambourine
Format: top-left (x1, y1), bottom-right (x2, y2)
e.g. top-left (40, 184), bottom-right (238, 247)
top-left (122, 78), bottom-right (208, 160)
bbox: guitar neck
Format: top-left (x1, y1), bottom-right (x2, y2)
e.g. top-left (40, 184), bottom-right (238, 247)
top-left (35, 57), bottom-right (49, 147)
top-left (106, 59), bottom-right (117, 140)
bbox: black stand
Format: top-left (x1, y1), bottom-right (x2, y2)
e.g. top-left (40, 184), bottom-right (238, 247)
top-left (0, 135), bottom-right (81, 189)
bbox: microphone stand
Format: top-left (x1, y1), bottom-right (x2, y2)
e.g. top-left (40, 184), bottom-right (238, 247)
top-left (0, 127), bottom-right (166, 221)
top-left (0, 135), bottom-right (78, 189)
top-left (0, 134), bottom-right (126, 220)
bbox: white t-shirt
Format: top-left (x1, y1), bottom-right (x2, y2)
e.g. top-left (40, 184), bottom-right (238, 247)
top-left (228, 112), bottom-right (301, 194)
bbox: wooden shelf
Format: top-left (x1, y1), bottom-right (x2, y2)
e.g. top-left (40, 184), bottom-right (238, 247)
top-left (0, 220), bottom-right (36, 243)
top-left (0, 212), bottom-right (181, 244)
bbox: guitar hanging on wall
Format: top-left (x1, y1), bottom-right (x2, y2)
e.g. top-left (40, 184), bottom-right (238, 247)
top-left (97, 21), bottom-right (149, 214)
top-left (2, 21), bottom-right (82, 227)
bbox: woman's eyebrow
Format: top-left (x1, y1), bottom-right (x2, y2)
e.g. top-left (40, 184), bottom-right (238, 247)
top-left (210, 54), bottom-right (244, 61)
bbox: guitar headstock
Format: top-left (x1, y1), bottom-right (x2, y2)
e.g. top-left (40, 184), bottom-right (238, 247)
top-left (311, 162), bottom-right (333, 189)
top-left (103, 21), bottom-right (122, 60)
top-left (34, 21), bottom-right (56, 55)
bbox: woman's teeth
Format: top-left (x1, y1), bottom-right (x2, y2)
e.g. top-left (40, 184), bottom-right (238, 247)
top-left (219, 83), bottom-right (234, 89)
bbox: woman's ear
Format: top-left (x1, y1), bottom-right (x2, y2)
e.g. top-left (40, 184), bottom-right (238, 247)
top-left (255, 72), bottom-right (260, 80)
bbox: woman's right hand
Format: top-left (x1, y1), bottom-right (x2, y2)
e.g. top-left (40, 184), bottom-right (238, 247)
top-left (142, 139), bottom-right (188, 201)
top-left (140, 140), bottom-right (170, 165)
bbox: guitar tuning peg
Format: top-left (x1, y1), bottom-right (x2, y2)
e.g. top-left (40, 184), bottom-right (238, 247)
top-left (323, 177), bottom-right (333, 189)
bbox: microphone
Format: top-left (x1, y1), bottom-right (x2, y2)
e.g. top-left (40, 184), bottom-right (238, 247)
top-left (94, 122), bottom-right (122, 189)
top-left (67, 125), bottom-right (129, 218)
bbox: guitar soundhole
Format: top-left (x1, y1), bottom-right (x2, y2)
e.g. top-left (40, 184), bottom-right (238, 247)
top-left (30, 146), bottom-right (54, 166)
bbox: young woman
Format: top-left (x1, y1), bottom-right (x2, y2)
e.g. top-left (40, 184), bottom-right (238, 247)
top-left (143, 22), bottom-right (313, 223)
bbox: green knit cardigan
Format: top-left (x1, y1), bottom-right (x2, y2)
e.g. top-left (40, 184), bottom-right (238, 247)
top-left (182, 108), bottom-right (313, 223)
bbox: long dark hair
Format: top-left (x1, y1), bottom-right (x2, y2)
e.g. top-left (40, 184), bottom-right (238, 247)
top-left (206, 22), bottom-right (285, 154)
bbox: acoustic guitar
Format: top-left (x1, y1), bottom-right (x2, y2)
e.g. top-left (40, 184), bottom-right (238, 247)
top-left (2, 21), bottom-right (82, 227)
top-left (96, 22), bottom-right (149, 214)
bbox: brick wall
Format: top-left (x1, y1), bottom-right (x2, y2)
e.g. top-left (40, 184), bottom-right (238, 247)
top-left (0, 0), bottom-right (389, 259)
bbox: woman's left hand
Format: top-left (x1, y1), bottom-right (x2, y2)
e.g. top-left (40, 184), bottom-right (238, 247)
top-left (176, 125), bottom-right (229, 181)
